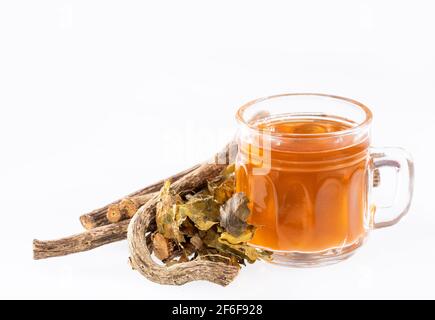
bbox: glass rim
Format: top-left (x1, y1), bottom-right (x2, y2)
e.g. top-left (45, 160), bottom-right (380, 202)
top-left (236, 93), bottom-right (373, 139)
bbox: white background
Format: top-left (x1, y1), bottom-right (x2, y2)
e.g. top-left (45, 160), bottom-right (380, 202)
top-left (1, 1), bottom-right (434, 299)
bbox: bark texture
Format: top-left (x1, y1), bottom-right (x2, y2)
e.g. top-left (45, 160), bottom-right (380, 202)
top-left (127, 164), bottom-right (240, 287)
top-left (34, 142), bottom-right (237, 267)
top-left (119, 193), bottom-right (157, 219)
top-left (79, 165), bottom-right (200, 229)
top-left (33, 220), bottom-right (130, 260)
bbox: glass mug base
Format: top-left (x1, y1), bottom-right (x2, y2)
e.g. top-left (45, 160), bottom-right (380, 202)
top-left (256, 237), bottom-right (366, 268)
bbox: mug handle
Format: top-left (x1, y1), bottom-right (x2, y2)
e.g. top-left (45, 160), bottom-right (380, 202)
top-left (370, 147), bottom-right (415, 229)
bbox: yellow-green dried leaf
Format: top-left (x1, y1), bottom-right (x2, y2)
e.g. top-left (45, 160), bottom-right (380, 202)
top-left (217, 239), bottom-right (259, 263)
top-left (219, 226), bottom-right (255, 245)
top-left (222, 164), bottom-right (235, 177)
top-left (156, 181), bottom-right (185, 243)
top-left (201, 229), bottom-right (220, 247)
top-left (178, 195), bottom-right (220, 231)
top-left (241, 246), bottom-right (259, 262)
top-left (257, 250), bottom-right (273, 262)
top-left (203, 229), bottom-right (261, 263)
top-left (208, 166), bottom-right (235, 205)
top-left (220, 193), bottom-right (251, 237)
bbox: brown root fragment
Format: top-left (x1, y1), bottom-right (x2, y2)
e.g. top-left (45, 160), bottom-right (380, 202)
top-left (128, 193), bottom-right (240, 287)
top-left (190, 235), bottom-right (203, 250)
top-left (79, 141), bottom-right (237, 230)
top-left (178, 253), bottom-right (189, 263)
top-left (34, 160), bottom-right (229, 260)
top-left (119, 193), bottom-right (157, 218)
top-left (79, 164), bottom-right (201, 230)
top-left (33, 220), bottom-right (130, 260)
top-left (34, 142), bottom-right (237, 261)
top-left (152, 233), bottom-right (171, 261)
top-left (107, 204), bottom-right (123, 223)
top-left (79, 213), bottom-right (109, 232)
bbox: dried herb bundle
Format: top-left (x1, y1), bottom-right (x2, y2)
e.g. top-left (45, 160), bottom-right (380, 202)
top-left (127, 164), bottom-right (271, 286)
top-left (34, 143), bottom-right (268, 286)
top-left (150, 166), bottom-right (271, 268)
top-left (33, 162), bottom-right (228, 261)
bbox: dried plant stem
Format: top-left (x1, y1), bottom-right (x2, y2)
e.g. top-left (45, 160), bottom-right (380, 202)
top-left (79, 165), bottom-right (200, 230)
top-left (33, 141), bottom-right (236, 261)
top-left (128, 163), bottom-right (239, 287)
top-left (119, 193), bottom-right (157, 219)
top-left (33, 220), bottom-right (130, 260)
top-left (107, 204), bottom-right (123, 223)
top-left (79, 141), bottom-right (237, 230)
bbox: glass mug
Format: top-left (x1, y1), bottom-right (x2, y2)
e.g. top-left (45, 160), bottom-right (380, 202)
top-left (235, 93), bottom-right (414, 267)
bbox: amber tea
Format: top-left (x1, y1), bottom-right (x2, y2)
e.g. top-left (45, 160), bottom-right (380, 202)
top-left (235, 93), bottom-right (413, 266)
top-left (237, 116), bottom-right (370, 252)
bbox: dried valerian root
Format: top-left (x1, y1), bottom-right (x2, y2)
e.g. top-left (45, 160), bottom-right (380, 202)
top-left (127, 165), bottom-right (271, 287)
top-left (128, 199), bottom-right (241, 287)
top-left (79, 141), bottom-right (238, 230)
top-left (33, 220), bottom-right (130, 260)
top-left (120, 193), bottom-right (157, 219)
top-left (79, 165), bottom-right (201, 230)
top-left (33, 163), bottom-right (226, 261)
top-left (33, 143), bottom-right (236, 261)
top-left (107, 204), bottom-right (123, 223)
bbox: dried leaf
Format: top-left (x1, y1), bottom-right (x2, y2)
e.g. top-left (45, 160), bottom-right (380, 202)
top-left (185, 189), bottom-right (210, 201)
top-left (218, 238), bottom-right (271, 264)
top-left (156, 181), bottom-right (185, 243)
top-left (219, 226), bottom-right (255, 245)
top-left (190, 235), bottom-right (203, 250)
top-left (256, 250), bottom-right (273, 262)
top-left (208, 176), bottom-right (235, 204)
top-left (220, 193), bottom-right (251, 237)
top-left (198, 249), bottom-right (239, 266)
top-left (201, 228), bottom-right (219, 244)
top-left (202, 229), bottom-right (254, 263)
top-left (222, 163), bottom-right (235, 177)
top-left (198, 230), bottom-right (207, 238)
top-left (216, 225), bottom-right (225, 233)
top-left (179, 218), bottom-right (196, 237)
top-left (201, 228), bottom-right (271, 264)
top-left (151, 176), bottom-right (269, 273)
top-left (208, 165), bottom-right (235, 204)
top-left (152, 233), bottom-right (171, 261)
top-left (178, 195), bottom-right (220, 231)
top-left (232, 244), bottom-right (258, 262)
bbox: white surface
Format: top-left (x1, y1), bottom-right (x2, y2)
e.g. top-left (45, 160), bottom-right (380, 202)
top-left (0, 1), bottom-right (434, 300)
